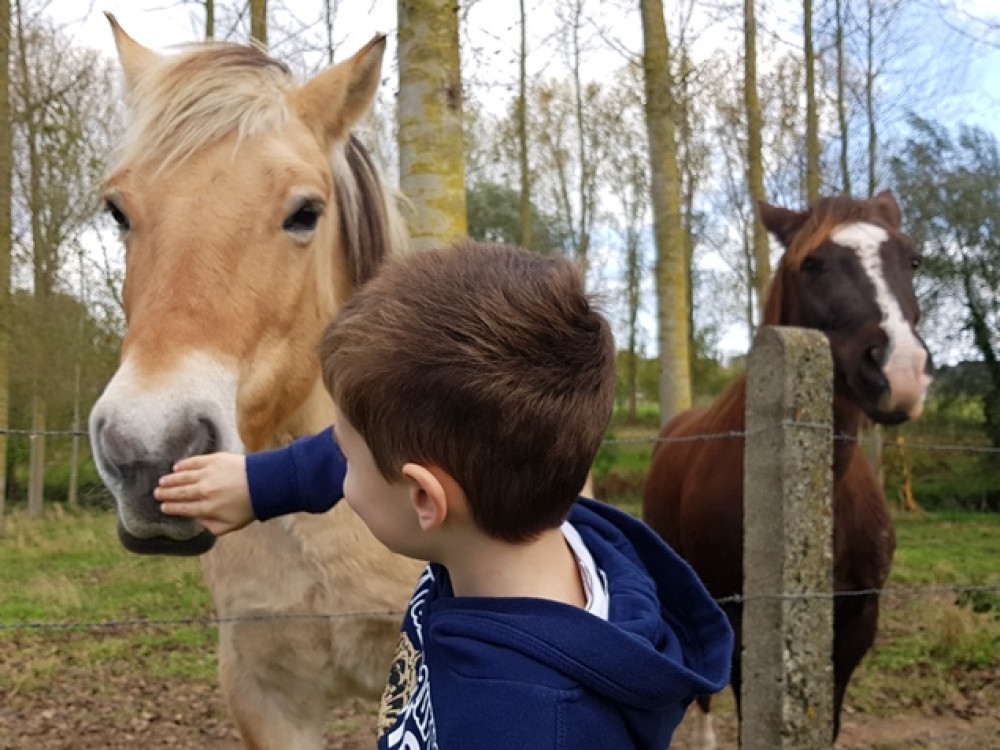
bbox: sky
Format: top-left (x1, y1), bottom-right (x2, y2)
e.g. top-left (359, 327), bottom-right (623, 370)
top-left (37, 0), bottom-right (1000, 361)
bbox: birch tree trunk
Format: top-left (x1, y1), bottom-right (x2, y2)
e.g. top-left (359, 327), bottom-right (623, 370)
top-left (640, 0), bottom-right (691, 426)
top-left (744, 0), bottom-right (770, 325)
top-left (397, 0), bottom-right (467, 250)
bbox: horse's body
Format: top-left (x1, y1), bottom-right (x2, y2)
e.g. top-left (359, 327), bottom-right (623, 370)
top-left (89, 18), bottom-right (422, 748)
top-left (642, 192), bottom-right (933, 748)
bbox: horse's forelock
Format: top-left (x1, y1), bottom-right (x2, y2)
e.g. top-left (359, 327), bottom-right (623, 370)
top-left (112, 43), bottom-right (293, 173)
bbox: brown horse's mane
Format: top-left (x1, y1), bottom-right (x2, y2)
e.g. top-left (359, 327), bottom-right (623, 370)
top-left (762, 194), bottom-right (900, 326)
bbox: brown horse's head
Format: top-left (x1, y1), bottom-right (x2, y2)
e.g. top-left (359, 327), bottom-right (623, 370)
top-left (89, 16), bottom-right (406, 555)
top-left (759, 190), bottom-right (933, 425)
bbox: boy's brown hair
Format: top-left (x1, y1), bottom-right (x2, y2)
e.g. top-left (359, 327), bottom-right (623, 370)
top-left (320, 240), bottom-right (615, 542)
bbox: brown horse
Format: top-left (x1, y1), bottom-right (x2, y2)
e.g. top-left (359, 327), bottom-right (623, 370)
top-left (88, 17), bottom-right (422, 749)
top-left (642, 191), bottom-right (934, 748)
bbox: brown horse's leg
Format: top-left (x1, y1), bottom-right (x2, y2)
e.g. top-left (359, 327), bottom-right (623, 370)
top-left (691, 695), bottom-right (718, 750)
top-left (832, 593), bottom-right (880, 740)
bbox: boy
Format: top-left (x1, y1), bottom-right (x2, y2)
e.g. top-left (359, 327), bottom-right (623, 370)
top-left (156, 241), bottom-right (732, 749)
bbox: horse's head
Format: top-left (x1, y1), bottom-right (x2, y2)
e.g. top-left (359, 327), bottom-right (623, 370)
top-left (89, 16), bottom-right (404, 555)
top-left (759, 190), bottom-right (933, 425)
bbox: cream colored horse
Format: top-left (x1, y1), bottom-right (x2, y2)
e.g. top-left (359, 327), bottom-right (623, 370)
top-left (89, 17), bottom-right (422, 749)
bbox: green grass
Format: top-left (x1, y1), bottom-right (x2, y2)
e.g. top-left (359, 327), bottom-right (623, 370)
top-left (0, 506), bottom-right (217, 690)
top-left (2, 505), bottom-right (997, 715)
top-left (847, 511), bottom-right (1000, 714)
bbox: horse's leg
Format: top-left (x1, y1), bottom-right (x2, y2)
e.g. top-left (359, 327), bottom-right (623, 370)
top-left (691, 604), bottom-right (740, 750)
top-left (691, 695), bottom-right (717, 750)
top-left (832, 593), bottom-right (880, 740)
top-left (219, 622), bottom-right (327, 750)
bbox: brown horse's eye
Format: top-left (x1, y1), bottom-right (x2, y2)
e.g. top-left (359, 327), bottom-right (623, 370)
top-left (910, 256), bottom-right (921, 270)
top-left (801, 255), bottom-right (824, 273)
top-left (283, 201), bottom-right (323, 234)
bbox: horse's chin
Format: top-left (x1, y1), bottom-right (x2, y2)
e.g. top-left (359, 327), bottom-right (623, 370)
top-left (862, 404), bottom-right (912, 427)
top-left (117, 520), bottom-right (216, 556)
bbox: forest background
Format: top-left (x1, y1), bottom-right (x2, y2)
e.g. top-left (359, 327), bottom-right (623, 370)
top-left (1, 0), bottom-right (1000, 525)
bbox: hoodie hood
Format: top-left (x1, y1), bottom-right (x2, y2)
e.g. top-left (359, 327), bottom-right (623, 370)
top-left (427, 498), bottom-right (732, 710)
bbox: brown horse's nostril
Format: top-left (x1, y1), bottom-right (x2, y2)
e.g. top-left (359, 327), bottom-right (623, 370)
top-left (866, 345), bottom-right (884, 367)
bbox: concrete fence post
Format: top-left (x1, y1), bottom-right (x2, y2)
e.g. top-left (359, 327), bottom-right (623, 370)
top-left (740, 326), bottom-right (834, 749)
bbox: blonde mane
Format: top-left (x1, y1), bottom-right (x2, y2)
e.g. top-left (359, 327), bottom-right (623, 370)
top-left (112, 40), bottom-right (409, 287)
top-left (113, 43), bottom-right (294, 173)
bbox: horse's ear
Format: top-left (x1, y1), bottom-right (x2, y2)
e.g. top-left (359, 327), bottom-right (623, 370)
top-left (758, 201), bottom-right (808, 249)
top-left (872, 190), bottom-right (903, 230)
top-left (293, 34), bottom-right (386, 148)
top-left (105, 12), bottom-right (162, 93)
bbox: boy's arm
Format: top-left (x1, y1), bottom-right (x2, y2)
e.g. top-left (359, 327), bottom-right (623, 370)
top-left (247, 426), bottom-right (346, 521)
top-left (156, 426), bottom-right (346, 534)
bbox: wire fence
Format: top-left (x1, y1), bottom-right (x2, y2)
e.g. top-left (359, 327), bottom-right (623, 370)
top-left (1, 424), bottom-right (997, 634)
top-left (2, 584), bottom-right (998, 633)
top-left (5, 425), bottom-right (1000, 454)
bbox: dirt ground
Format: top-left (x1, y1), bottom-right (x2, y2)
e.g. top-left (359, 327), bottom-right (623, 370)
top-left (3, 667), bottom-right (999, 750)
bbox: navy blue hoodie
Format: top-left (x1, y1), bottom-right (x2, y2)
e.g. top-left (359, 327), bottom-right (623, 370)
top-left (247, 428), bottom-right (733, 749)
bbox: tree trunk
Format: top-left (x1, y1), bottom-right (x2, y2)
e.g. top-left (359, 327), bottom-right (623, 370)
top-left (804, 0), bottom-right (820, 200)
top-left (0, 0), bottom-right (10, 536)
top-left (28, 394), bottom-right (44, 517)
top-left (205, 0), bottom-right (214, 40)
top-left (324, 0), bottom-right (338, 65)
top-left (744, 0), bottom-right (770, 325)
top-left (865, 0), bottom-right (877, 197)
top-left (16, 0), bottom-right (49, 518)
top-left (835, 0), bottom-right (850, 194)
top-left (640, 0), bottom-right (691, 426)
top-left (517, 0), bottom-right (532, 250)
top-left (250, 0), bottom-right (267, 49)
top-left (397, 0), bottom-right (467, 250)
top-left (569, 0), bottom-right (590, 278)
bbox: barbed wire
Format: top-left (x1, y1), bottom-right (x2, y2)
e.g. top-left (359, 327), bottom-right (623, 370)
top-left (5, 425), bottom-right (1000, 455)
top-left (2, 584), bottom-right (997, 633)
top-left (0, 428), bottom-right (89, 437)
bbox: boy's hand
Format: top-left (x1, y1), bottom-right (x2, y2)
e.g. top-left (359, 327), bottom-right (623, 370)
top-left (155, 453), bottom-right (255, 536)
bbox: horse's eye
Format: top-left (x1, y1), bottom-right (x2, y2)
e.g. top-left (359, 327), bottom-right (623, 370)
top-left (283, 202), bottom-right (322, 234)
top-left (910, 256), bottom-right (921, 270)
top-left (104, 199), bottom-right (130, 234)
top-left (801, 256), bottom-right (824, 273)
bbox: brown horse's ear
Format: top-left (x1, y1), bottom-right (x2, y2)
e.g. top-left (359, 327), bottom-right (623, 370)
top-left (293, 34), bottom-right (386, 148)
top-left (872, 190), bottom-right (903, 230)
top-left (105, 12), bottom-right (162, 93)
top-left (758, 201), bottom-right (808, 249)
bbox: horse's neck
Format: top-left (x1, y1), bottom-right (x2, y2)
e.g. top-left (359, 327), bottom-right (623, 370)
top-left (832, 394), bottom-right (867, 480)
top-left (268, 378), bottom-right (336, 447)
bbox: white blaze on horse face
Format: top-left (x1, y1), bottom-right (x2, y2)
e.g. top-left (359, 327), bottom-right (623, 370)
top-left (89, 351), bottom-right (243, 537)
top-left (831, 222), bottom-right (932, 418)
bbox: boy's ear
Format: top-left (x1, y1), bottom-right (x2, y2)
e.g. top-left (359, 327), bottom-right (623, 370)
top-left (401, 464), bottom-right (449, 531)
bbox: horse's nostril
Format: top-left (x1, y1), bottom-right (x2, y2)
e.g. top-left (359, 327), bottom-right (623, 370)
top-left (100, 421), bottom-right (136, 475)
top-left (196, 417), bottom-right (219, 455)
top-left (174, 416), bottom-right (219, 458)
top-left (866, 346), bottom-right (884, 367)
